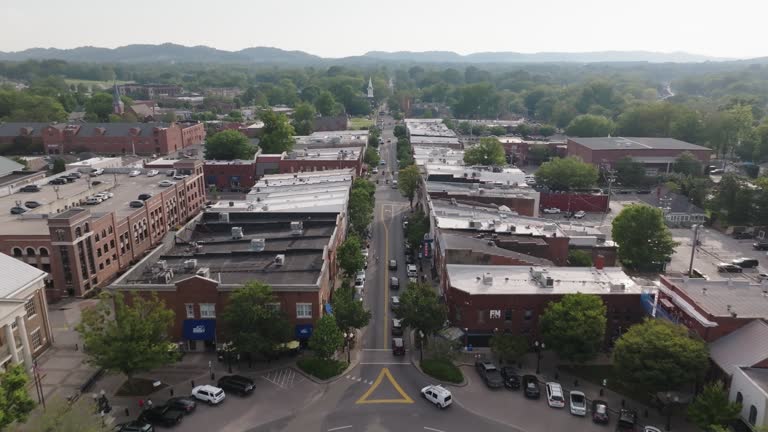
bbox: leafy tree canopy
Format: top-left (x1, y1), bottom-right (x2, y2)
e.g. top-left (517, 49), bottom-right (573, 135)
top-left (687, 382), bottom-right (742, 431)
top-left (398, 165), bottom-right (421, 207)
top-left (463, 137), bottom-right (506, 166)
top-left (541, 293), bottom-right (607, 363)
top-left (204, 129), bottom-right (254, 160)
top-left (611, 204), bottom-right (678, 269)
top-left (309, 315), bottom-right (344, 360)
top-left (338, 234), bottom-right (365, 278)
top-left (566, 114), bottom-right (616, 137)
top-left (259, 109), bottom-right (295, 154)
top-left (489, 333), bottom-right (529, 364)
top-left (0, 364), bottom-right (35, 430)
top-left (535, 156), bottom-right (598, 190)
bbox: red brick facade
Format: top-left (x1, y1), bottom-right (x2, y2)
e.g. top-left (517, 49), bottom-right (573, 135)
top-left (566, 139), bottom-right (712, 167)
top-left (540, 192), bottom-right (609, 213)
top-left (41, 123), bottom-right (205, 156)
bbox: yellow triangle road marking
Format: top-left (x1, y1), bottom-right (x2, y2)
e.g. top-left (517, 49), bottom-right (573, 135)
top-left (355, 367), bottom-right (414, 404)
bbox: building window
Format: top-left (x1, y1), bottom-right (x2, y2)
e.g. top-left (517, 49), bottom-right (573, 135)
top-left (55, 229), bottom-right (65, 241)
top-left (30, 329), bottom-right (42, 350)
top-left (504, 309), bottom-right (513, 321)
top-left (200, 303), bottom-right (216, 318)
top-left (39, 247), bottom-right (48, 256)
top-left (108, 226), bottom-right (113, 234)
top-left (296, 303), bottom-right (312, 319)
top-left (12, 247), bottom-right (22, 257)
top-left (736, 392), bottom-right (743, 404)
top-left (749, 405), bottom-right (757, 425)
top-left (75, 227), bottom-right (82, 237)
top-left (26, 247), bottom-right (35, 256)
top-left (95, 234), bottom-right (100, 242)
top-left (25, 299), bottom-right (36, 318)
top-left (477, 310), bottom-right (486, 324)
top-left (185, 304), bottom-right (194, 319)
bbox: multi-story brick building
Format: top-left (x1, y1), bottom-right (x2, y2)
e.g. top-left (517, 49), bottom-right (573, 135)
top-left (117, 84), bottom-right (183, 100)
top-left (0, 160), bottom-right (206, 301)
top-left (40, 122), bottom-right (205, 156)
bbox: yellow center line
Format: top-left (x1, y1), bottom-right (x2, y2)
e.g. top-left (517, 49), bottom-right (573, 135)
top-left (382, 203), bottom-right (390, 348)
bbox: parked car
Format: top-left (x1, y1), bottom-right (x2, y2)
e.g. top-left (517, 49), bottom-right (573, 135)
top-left (66, 172), bottom-right (82, 179)
top-left (130, 200), bottom-right (145, 208)
top-left (138, 405), bottom-right (184, 427)
top-left (173, 174), bottom-right (188, 180)
top-left (500, 367), bottom-right (520, 390)
top-left (569, 390), bottom-right (587, 416)
top-left (392, 180), bottom-right (398, 189)
top-left (616, 409), bottom-right (637, 432)
top-left (643, 427), bottom-right (663, 432)
top-left (545, 382), bottom-right (566, 408)
top-left (372, 168), bottom-right (379, 174)
top-left (146, 170), bottom-right (159, 177)
top-left (754, 242), bottom-right (768, 251)
top-left (138, 193), bottom-right (153, 201)
top-left (19, 184), bottom-right (41, 192)
top-left (217, 375), bottom-right (255, 396)
top-left (48, 177), bottom-right (67, 185)
top-left (91, 180), bottom-right (103, 186)
top-left (574, 211), bottom-right (586, 219)
top-left (166, 169), bottom-right (176, 177)
top-left (354, 277), bottom-right (364, 290)
top-left (758, 272), bottom-right (768, 282)
top-left (732, 257), bottom-right (760, 268)
top-left (390, 276), bottom-right (399, 290)
top-left (542, 207), bottom-right (561, 214)
top-left (129, 170), bottom-right (141, 177)
top-left (191, 384), bottom-right (225, 405)
top-left (159, 180), bottom-right (175, 187)
top-left (389, 259), bottom-right (397, 270)
top-left (420, 384), bottom-right (452, 409)
top-left (717, 263), bottom-right (744, 273)
top-left (89, 168), bottom-right (104, 177)
top-left (392, 337), bottom-right (405, 356)
top-left (522, 374), bottom-right (540, 399)
top-left (407, 264), bottom-right (417, 278)
top-left (392, 318), bottom-right (403, 336)
top-left (10, 206), bottom-right (27, 215)
top-left (355, 270), bottom-right (366, 284)
top-left (114, 421), bottom-right (154, 432)
top-left (475, 361), bottom-right (504, 389)
top-left (95, 191), bottom-right (113, 200)
top-left (165, 396), bottom-right (196, 414)
top-left (85, 196), bottom-right (103, 205)
top-left (591, 399), bottom-right (609, 424)
top-left (23, 201), bottom-right (41, 208)
top-left (391, 296), bottom-right (400, 310)
top-left (733, 231), bottom-right (755, 239)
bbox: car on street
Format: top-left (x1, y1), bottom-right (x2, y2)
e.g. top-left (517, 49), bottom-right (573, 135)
top-left (591, 399), bottom-right (609, 424)
top-left (732, 257), bottom-right (760, 268)
top-left (542, 207), bottom-right (560, 214)
top-left (574, 211), bottom-right (586, 219)
top-left (114, 421), bottom-right (154, 432)
top-left (617, 409), bottom-right (638, 432)
top-left (138, 404), bottom-right (184, 427)
top-left (421, 384), bottom-right (452, 409)
top-left (173, 174), bottom-right (188, 180)
top-left (392, 318), bottom-right (403, 336)
top-left (392, 337), bottom-right (405, 356)
top-left (10, 206), bottom-right (27, 215)
top-left (354, 277), bottom-right (364, 290)
top-left (90, 168), bottom-right (104, 177)
top-left (217, 375), bottom-right (255, 396)
top-left (733, 231), bottom-right (755, 239)
top-left (85, 196), bottom-right (103, 205)
top-left (391, 180), bottom-right (398, 189)
top-left (758, 272), bottom-right (768, 282)
top-left (643, 427), bottom-right (663, 432)
top-left (159, 180), bottom-right (175, 187)
top-left (129, 170), bottom-right (141, 177)
top-left (389, 259), bottom-right (397, 270)
top-left (522, 374), bottom-right (540, 399)
top-left (355, 270), bottom-right (366, 284)
top-left (390, 296), bottom-right (400, 310)
top-left (372, 168), bottom-right (379, 174)
top-left (191, 384), bottom-right (225, 405)
top-left (24, 201), bottom-right (41, 208)
top-left (390, 276), bottom-right (399, 290)
top-left (165, 396), bottom-right (196, 414)
top-left (20, 184), bottom-right (41, 192)
top-left (754, 241), bottom-right (768, 251)
top-left (138, 193), bottom-right (153, 201)
top-left (475, 361), bottom-right (504, 388)
top-left (500, 367), bottom-right (520, 390)
top-left (146, 170), bottom-right (159, 177)
top-left (66, 172), bottom-right (82, 179)
top-left (717, 263), bottom-right (744, 273)
top-left (569, 390), bottom-right (587, 416)
top-left (379, 161), bottom-right (386, 166)
top-left (545, 382), bottom-right (566, 408)
top-left (49, 177), bottom-right (67, 185)
top-left (95, 191), bottom-right (113, 200)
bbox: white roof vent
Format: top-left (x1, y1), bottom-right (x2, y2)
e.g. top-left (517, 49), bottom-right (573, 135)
top-left (219, 212), bottom-right (230, 223)
top-left (196, 267), bottom-right (211, 279)
top-left (610, 282), bottom-right (626, 292)
top-left (184, 259), bottom-right (198, 270)
top-left (231, 227), bottom-right (244, 239)
top-left (250, 238), bottom-right (266, 252)
top-left (274, 254), bottom-right (285, 266)
top-left (482, 272), bottom-right (494, 285)
top-left (290, 221), bottom-right (304, 236)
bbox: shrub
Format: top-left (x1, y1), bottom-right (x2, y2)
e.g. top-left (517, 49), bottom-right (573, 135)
top-left (297, 356), bottom-right (347, 380)
top-left (420, 358), bottom-right (463, 383)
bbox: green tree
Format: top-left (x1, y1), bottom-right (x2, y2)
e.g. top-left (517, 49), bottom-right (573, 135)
top-left (85, 92), bottom-right (114, 122)
top-left (52, 158), bottom-right (66, 174)
top-left (687, 382), bottom-right (742, 431)
top-left (393, 125), bottom-right (407, 139)
top-left (309, 315), bottom-right (344, 360)
top-left (292, 102), bottom-right (316, 135)
top-left (348, 189), bottom-right (373, 237)
top-left (338, 235), bottom-right (365, 278)
top-left (405, 210), bottom-right (429, 251)
top-left (22, 397), bottom-right (110, 432)
top-left (204, 130), bottom-right (255, 160)
top-left (540, 293), bottom-right (606, 363)
top-left (463, 137), bottom-right (506, 166)
top-left (527, 146), bottom-right (552, 165)
top-left (0, 364), bottom-right (35, 430)
top-left (613, 319), bottom-right (709, 394)
top-left (221, 281), bottom-right (291, 362)
top-left (331, 282), bottom-right (371, 335)
top-left (398, 165), bottom-right (421, 208)
top-left (398, 282), bottom-right (447, 360)
top-left (538, 124), bottom-right (557, 136)
top-left (673, 151), bottom-right (703, 177)
top-left (535, 157), bottom-right (598, 190)
top-left (611, 204), bottom-right (678, 270)
top-left (314, 91), bottom-right (339, 116)
top-left (76, 292), bottom-right (176, 391)
top-left (615, 157), bottom-right (648, 187)
top-left (489, 333), bottom-right (528, 365)
top-left (259, 110), bottom-right (295, 154)
top-left (566, 114), bottom-right (616, 137)
top-left (567, 250), bottom-right (593, 267)
top-left (364, 147), bottom-right (380, 167)
top-left (162, 111), bottom-right (177, 123)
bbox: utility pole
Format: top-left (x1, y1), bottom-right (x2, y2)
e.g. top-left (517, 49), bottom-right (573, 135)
top-left (688, 224), bottom-right (700, 277)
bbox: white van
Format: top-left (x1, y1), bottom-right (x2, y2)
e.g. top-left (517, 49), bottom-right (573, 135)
top-left (546, 382), bottom-right (565, 408)
top-left (407, 264), bottom-right (417, 278)
top-left (421, 384), bottom-right (452, 409)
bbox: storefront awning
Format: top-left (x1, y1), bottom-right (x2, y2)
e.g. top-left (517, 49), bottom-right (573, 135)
top-left (183, 319), bottom-right (216, 341)
top-left (296, 324), bottom-right (313, 340)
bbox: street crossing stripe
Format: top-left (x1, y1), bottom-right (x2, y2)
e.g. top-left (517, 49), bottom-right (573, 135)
top-left (355, 367), bottom-right (414, 404)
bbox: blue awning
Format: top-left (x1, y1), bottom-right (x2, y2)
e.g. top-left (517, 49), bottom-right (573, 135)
top-left (183, 319), bottom-right (216, 341)
top-left (325, 303), bottom-right (333, 315)
top-left (295, 324), bottom-right (313, 340)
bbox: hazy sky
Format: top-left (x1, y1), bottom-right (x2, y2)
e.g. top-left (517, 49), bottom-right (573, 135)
top-left (3, 0), bottom-right (765, 58)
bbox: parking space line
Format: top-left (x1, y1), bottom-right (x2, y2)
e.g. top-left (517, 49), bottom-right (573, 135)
top-left (424, 428), bottom-right (446, 432)
top-left (328, 426), bottom-right (353, 432)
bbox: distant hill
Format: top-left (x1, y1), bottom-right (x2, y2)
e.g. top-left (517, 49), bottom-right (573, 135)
top-left (0, 43), bottom-right (734, 64)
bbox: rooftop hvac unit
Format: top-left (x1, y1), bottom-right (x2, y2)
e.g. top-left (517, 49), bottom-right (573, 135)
top-left (196, 267), bottom-right (211, 279)
top-left (219, 212), bottom-right (230, 223)
top-left (542, 277), bottom-right (554, 288)
top-left (157, 260), bottom-right (167, 270)
top-left (156, 270), bottom-right (174, 284)
top-left (250, 238), bottom-right (265, 252)
top-left (290, 221), bottom-right (304, 236)
top-left (482, 272), bottom-right (494, 285)
top-left (231, 227), bottom-right (244, 239)
top-left (274, 254), bottom-right (285, 266)
top-left (184, 259), bottom-right (198, 270)
top-left (610, 282), bottom-right (626, 292)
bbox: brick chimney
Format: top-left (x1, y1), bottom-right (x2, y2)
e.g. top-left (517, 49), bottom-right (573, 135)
top-left (595, 254), bottom-right (605, 270)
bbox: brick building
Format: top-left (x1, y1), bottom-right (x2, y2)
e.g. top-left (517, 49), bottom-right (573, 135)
top-left (41, 122), bottom-right (205, 156)
top-left (0, 123), bottom-right (48, 153)
top-left (426, 181), bottom-right (539, 217)
top-left (566, 137), bottom-right (713, 175)
top-left (117, 84), bottom-right (183, 99)
top-left (0, 252), bottom-right (53, 371)
top-left (497, 137), bottom-right (567, 165)
top-left (0, 160), bottom-right (206, 301)
top-left (445, 264), bottom-right (646, 347)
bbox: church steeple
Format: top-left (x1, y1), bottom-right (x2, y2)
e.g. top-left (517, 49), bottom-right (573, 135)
top-left (112, 82), bottom-right (124, 115)
top-left (367, 77), bottom-right (374, 99)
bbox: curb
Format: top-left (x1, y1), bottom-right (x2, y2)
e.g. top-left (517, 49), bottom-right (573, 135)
top-left (409, 353), bottom-right (468, 387)
top-left (297, 329), bottom-right (364, 385)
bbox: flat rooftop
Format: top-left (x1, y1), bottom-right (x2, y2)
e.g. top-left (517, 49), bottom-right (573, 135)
top-left (666, 277), bottom-right (768, 319)
top-left (285, 147), bottom-right (362, 161)
top-left (405, 119), bottom-right (457, 138)
top-left (294, 131), bottom-right (368, 147)
top-left (440, 233), bottom-right (554, 266)
top-left (447, 264), bottom-right (642, 295)
top-left (426, 181), bottom-right (537, 199)
top-left (0, 172), bottom-right (188, 234)
top-left (413, 147), bottom-right (465, 166)
top-left (424, 164), bottom-right (526, 186)
top-left (431, 199), bottom-right (565, 237)
top-left (568, 137), bottom-right (710, 152)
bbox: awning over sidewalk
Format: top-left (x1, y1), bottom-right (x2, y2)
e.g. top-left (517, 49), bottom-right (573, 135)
top-left (183, 319), bottom-right (216, 341)
top-left (296, 324), bottom-right (313, 340)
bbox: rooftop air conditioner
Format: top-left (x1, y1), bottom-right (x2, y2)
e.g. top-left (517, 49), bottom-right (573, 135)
top-left (250, 238), bottom-right (266, 252)
top-left (482, 272), bottom-right (494, 285)
top-left (157, 260), bottom-right (167, 270)
top-left (184, 259), bottom-right (197, 270)
top-left (231, 227), bottom-right (244, 239)
top-left (196, 267), bottom-right (211, 279)
top-left (274, 254), bottom-right (285, 266)
top-left (290, 221), bottom-right (304, 236)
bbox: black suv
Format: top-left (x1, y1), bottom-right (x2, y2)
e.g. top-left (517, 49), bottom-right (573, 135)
top-left (138, 405), bottom-right (184, 427)
top-left (754, 242), bottom-right (768, 251)
top-left (20, 184), bottom-right (40, 192)
top-left (217, 375), bottom-right (255, 396)
top-left (522, 374), bottom-right (540, 399)
top-left (115, 421), bottom-right (154, 432)
top-left (732, 258), bottom-right (760, 269)
top-left (500, 366), bottom-right (520, 390)
top-left (475, 361), bottom-right (504, 388)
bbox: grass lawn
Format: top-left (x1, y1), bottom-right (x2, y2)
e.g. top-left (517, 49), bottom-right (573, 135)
top-left (420, 358), bottom-right (463, 383)
top-left (559, 364), bottom-right (651, 405)
top-left (349, 117), bottom-right (374, 130)
top-left (64, 78), bottom-right (132, 90)
top-left (297, 356), bottom-right (347, 380)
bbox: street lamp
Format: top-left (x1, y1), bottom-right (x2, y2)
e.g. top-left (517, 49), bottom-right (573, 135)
top-left (346, 332), bottom-right (355, 363)
top-left (534, 341), bottom-right (545, 374)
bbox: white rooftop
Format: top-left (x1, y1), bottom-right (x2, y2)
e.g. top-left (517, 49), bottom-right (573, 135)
top-left (424, 164), bottom-right (526, 186)
top-left (405, 119), bottom-right (457, 138)
top-left (413, 146), bottom-right (465, 167)
top-left (294, 131), bottom-right (368, 147)
top-left (431, 199), bottom-right (565, 237)
top-left (285, 147), bottom-right (362, 161)
top-left (665, 277), bottom-right (768, 319)
top-left (66, 157), bottom-right (122, 167)
top-left (0, 252), bottom-right (46, 298)
top-left (447, 264), bottom-right (642, 295)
